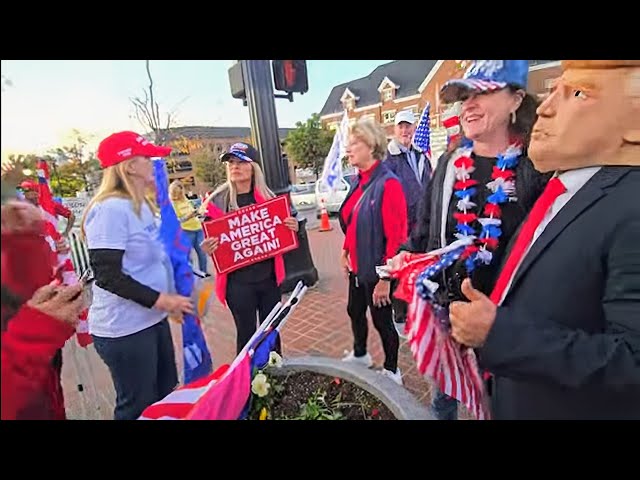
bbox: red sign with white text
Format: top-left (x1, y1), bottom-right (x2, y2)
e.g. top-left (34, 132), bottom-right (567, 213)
top-left (202, 195), bottom-right (299, 275)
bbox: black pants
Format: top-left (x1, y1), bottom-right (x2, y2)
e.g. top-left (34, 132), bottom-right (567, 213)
top-left (226, 277), bottom-right (282, 355)
top-left (93, 319), bottom-right (178, 421)
top-left (391, 280), bottom-right (407, 323)
top-left (347, 273), bottom-right (399, 372)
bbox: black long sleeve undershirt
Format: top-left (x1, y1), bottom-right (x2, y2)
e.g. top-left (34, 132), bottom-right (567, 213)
top-left (88, 249), bottom-right (160, 309)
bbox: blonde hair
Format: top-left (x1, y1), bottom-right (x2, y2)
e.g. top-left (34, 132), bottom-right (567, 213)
top-left (350, 118), bottom-right (388, 161)
top-left (81, 157), bottom-right (156, 237)
top-left (205, 161), bottom-right (274, 212)
top-left (169, 180), bottom-right (188, 202)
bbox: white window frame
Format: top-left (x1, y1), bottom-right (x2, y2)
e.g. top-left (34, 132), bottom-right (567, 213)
top-left (382, 110), bottom-right (396, 125)
top-left (344, 98), bottom-right (355, 110)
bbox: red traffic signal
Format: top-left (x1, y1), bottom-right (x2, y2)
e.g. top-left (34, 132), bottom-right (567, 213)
top-left (273, 60), bottom-right (308, 94)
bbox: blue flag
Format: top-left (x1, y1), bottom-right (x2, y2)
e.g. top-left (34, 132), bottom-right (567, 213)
top-left (153, 159), bottom-right (213, 384)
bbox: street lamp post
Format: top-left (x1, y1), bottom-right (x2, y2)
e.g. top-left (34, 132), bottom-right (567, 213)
top-left (236, 60), bottom-right (319, 291)
top-left (239, 60), bottom-right (290, 194)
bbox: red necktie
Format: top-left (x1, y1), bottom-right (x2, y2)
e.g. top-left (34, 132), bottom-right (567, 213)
top-left (489, 177), bottom-right (567, 305)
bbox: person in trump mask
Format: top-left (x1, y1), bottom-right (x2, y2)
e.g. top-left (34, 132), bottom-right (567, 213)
top-left (449, 60), bottom-right (640, 420)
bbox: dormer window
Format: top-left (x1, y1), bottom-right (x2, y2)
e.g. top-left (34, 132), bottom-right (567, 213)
top-left (377, 76), bottom-right (399, 103)
top-left (340, 87), bottom-right (359, 111)
top-left (344, 98), bottom-right (355, 110)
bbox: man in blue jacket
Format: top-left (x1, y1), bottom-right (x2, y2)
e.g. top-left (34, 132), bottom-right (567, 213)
top-left (384, 109), bottom-right (431, 335)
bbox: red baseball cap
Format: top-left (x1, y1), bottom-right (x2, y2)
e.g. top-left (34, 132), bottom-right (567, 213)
top-left (97, 131), bottom-right (172, 168)
top-left (19, 179), bottom-right (39, 191)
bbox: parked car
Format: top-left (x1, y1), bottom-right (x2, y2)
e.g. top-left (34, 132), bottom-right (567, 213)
top-left (290, 183), bottom-right (317, 211)
top-left (315, 176), bottom-right (354, 216)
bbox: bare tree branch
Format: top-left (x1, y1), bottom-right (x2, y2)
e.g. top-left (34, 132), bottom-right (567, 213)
top-left (131, 96), bottom-right (155, 132)
top-left (145, 60), bottom-right (158, 135)
top-left (129, 60), bottom-right (181, 145)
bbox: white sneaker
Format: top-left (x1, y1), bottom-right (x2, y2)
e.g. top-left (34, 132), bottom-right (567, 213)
top-left (380, 368), bottom-right (403, 386)
top-left (342, 351), bottom-right (374, 368)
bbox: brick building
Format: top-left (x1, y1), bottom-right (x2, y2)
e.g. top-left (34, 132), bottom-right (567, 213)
top-left (319, 60), bottom-right (560, 161)
top-left (160, 126), bottom-right (293, 194)
top-left (528, 60), bottom-right (562, 100)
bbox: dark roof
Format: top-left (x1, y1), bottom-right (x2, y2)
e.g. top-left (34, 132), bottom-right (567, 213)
top-left (159, 126), bottom-right (294, 142)
top-left (320, 60), bottom-right (439, 117)
top-left (320, 60), bottom-right (559, 117)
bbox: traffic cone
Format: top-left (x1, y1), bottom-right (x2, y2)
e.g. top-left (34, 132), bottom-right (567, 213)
top-left (319, 200), bottom-right (333, 232)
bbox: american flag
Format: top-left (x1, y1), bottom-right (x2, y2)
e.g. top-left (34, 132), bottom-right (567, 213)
top-left (412, 103), bottom-right (431, 161)
top-left (139, 282), bottom-right (308, 420)
top-left (139, 319), bottom-right (279, 420)
top-left (392, 244), bottom-right (490, 420)
top-left (36, 159), bottom-right (92, 347)
top-left (139, 354), bottom-right (252, 420)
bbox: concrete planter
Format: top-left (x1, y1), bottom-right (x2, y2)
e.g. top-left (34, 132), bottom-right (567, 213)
top-left (274, 356), bottom-right (434, 420)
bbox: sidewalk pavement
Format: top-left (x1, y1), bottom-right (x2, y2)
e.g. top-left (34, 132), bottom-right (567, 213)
top-left (62, 219), bottom-right (462, 419)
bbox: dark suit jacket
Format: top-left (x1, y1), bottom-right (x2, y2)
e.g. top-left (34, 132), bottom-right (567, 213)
top-left (480, 166), bottom-right (640, 420)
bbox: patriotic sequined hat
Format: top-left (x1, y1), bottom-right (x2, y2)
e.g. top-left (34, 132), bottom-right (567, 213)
top-left (97, 131), bottom-right (172, 169)
top-left (440, 60), bottom-right (529, 103)
top-left (219, 142), bottom-right (259, 163)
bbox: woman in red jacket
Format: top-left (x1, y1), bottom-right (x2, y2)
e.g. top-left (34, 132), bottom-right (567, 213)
top-left (338, 119), bottom-right (408, 385)
top-left (1, 198), bottom-right (86, 420)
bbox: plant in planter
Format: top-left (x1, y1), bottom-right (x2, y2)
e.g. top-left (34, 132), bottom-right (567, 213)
top-left (246, 352), bottom-right (396, 420)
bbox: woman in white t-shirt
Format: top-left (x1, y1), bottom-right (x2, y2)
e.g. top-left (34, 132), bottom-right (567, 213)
top-left (82, 131), bottom-right (194, 421)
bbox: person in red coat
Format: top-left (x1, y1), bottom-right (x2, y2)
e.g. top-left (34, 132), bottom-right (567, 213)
top-left (1, 197), bottom-right (85, 420)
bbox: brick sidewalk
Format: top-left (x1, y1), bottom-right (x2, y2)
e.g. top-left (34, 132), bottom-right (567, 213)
top-left (61, 219), bottom-right (443, 420)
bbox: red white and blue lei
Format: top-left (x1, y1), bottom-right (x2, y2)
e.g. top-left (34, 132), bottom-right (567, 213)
top-left (415, 138), bottom-right (522, 308)
top-left (452, 138), bottom-right (522, 273)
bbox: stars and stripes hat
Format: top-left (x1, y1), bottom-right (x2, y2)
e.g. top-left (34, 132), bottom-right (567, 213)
top-left (440, 60), bottom-right (529, 103)
top-left (219, 142), bottom-right (260, 163)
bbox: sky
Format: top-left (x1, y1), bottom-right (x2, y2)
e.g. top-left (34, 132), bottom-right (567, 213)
top-left (0, 60), bottom-right (392, 161)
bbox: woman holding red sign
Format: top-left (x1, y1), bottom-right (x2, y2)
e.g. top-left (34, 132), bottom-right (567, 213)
top-left (201, 142), bottom-right (299, 355)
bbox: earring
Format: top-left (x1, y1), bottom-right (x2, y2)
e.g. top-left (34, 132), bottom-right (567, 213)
top-left (511, 111), bottom-right (516, 124)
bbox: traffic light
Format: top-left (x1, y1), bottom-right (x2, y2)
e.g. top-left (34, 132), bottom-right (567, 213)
top-left (228, 62), bottom-right (245, 99)
top-left (273, 60), bottom-right (308, 94)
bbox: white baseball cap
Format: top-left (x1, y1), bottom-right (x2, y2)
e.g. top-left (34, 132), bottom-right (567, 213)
top-left (394, 110), bottom-right (415, 125)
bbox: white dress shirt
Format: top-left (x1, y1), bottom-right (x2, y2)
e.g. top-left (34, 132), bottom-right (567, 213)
top-left (498, 166), bottom-right (602, 305)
